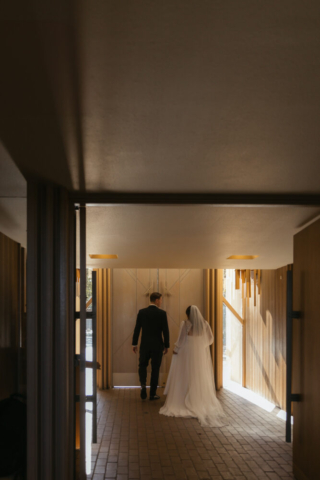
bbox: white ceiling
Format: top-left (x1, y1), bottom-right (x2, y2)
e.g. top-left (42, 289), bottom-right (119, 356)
top-left (84, 205), bottom-right (320, 269)
top-left (1, 1), bottom-right (320, 195)
top-left (1, 1), bottom-right (320, 262)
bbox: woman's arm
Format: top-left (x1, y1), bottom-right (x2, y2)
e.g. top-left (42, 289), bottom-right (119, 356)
top-left (173, 321), bottom-right (187, 354)
top-left (205, 321), bottom-right (214, 346)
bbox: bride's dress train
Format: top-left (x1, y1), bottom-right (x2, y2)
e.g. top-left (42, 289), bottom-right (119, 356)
top-left (160, 306), bottom-right (228, 427)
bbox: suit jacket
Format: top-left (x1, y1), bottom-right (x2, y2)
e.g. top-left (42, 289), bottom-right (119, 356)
top-left (132, 306), bottom-right (170, 350)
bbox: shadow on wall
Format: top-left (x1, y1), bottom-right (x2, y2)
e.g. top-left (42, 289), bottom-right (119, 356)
top-left (248, 334), bottom-right (280, 406)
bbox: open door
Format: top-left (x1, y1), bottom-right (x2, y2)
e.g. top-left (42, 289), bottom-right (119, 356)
top-left (291, 220), bottom-right (320, 479)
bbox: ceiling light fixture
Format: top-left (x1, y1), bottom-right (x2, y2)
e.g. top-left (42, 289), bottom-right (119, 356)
top-left (89, 254), bottom-right (118, 259)
top-left (227, 255), bottom-right (258, 260)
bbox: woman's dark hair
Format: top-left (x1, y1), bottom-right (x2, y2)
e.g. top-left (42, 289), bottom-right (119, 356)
top-left (186, 306), bottom-right (191, 318)
top-left (150, 292), bottom-right (162, 303)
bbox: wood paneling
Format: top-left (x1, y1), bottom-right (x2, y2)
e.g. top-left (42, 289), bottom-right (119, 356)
top-left (160, 269), bottom-right (204, 385)
top-left (0, 232), bottom-right (25, 399)
top-left (292, 219), bottom-right (320, 480)
top-left (245, 268), bottom-right (287, 409)
top-left (111, 269), bottom-right (204, 387)
top-left (215, 269), bottom-right (223, 390)
top-left (95, 268), bottom-right (112, 389)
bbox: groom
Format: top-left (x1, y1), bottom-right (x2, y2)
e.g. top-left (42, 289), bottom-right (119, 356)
top-left (132, 292), bottom-right (169, 400)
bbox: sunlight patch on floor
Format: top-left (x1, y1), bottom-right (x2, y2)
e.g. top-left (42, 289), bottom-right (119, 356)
top-left (223, 363), bottom-right (276, 413)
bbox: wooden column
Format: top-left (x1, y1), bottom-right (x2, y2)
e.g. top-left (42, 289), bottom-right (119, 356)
top-left (27, 183), bottom-right (75, 480)
top-left (204, 269), bottom-right (210, 322)
top-left (214, 269), bottom-right (223, 390)
top-left (96, 268), bottom-right (112, 389)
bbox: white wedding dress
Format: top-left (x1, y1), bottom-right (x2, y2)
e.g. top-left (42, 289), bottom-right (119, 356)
top-left (160, 306), bottom-right (227, 427)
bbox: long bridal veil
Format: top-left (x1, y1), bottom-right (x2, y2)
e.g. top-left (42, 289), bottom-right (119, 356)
top-left (185, 306), bottom-right (227, 427)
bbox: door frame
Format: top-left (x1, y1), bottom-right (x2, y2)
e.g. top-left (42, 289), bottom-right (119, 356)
top-left (68, 191), bottom-right (320, 480)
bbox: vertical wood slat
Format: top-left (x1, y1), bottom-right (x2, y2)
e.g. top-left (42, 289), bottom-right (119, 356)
top-left (209, 269), bottom-right (215, 374)
top-left (241, 270), bottom-right (245, 298)
top-left (79, 204), bottom-right (86, 480)
top-left (215, 269), bottom-right (223, 390)
top-left (107, 269), bottom-right (112, 388)
top-left (245, 268), bottom-right (287, 410)
top-left (235, 269), bottom-right (240, 290)
top-left (105, 269), bottom-right (109, 388)
top-left (95, 268), bottom-right (112, 390)
top-left (242, 313), bottom-right (246, 388)
top-left (258, 269), bottom-right (261, 294)
top-left (254, 269), bottom-right (257, 307)
top-left (246, 270), bottom-right (251, 298)
top-left (204, 270), bottom-right (210, 321)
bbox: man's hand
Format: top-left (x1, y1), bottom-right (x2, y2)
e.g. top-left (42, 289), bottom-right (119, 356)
top-left (163, 348), bottom-right (168, 355)
top-left (132, 346), bottom-right (138, 354)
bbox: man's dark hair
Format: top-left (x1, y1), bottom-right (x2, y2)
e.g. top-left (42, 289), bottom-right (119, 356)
top-left (186, 306), bottom-right (191, 318)
top-left (150, 292), bottom-right (162, 303)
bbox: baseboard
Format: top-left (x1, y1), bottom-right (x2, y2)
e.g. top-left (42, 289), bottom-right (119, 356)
top-left (113, 372), bottom-right (168, 387)
top-left (293, 463), bottom-right (310, 480)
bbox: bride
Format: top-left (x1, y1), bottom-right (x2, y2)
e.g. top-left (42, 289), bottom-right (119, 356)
top-left (160, 305), bottom-right (227, 427)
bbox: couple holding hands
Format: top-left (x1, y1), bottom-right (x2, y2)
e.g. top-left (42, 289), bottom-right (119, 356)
top-left (132, 292), bottom-right (227, 427)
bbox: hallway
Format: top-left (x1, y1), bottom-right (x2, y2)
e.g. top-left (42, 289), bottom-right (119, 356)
top-left (90, 389), bottom-right (294, 480)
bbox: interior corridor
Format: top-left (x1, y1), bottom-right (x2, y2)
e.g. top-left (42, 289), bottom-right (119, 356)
top-left (89, 388), bottom-right (294, 480)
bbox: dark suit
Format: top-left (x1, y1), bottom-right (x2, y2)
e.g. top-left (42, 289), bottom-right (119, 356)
top-left (132, 305), bottom-right (170, 396)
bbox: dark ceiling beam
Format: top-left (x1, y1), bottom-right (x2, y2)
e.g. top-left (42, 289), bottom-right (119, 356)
top-left (69, 192), bottom-right (320, 206)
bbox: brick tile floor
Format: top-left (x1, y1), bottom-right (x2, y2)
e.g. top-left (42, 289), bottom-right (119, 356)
top-left (89, 388), bottom-right (295, 480)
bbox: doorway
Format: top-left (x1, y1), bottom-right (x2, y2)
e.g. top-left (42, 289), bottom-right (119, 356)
top-left (223, 269), bottom-right (244, 387)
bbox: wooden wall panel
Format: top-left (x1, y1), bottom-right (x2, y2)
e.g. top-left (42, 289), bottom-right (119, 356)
top-left (160, 268), bottom-right (204, 386)
top-left (111, 269), bottom-right (204, 387)
top-left (215, 269), bottom-right (223, 390)
top-left (95, 268), bottom-right (112, 389)
top-left (245, 267), bottom-right (287, 409)
top-left (0, 231), bottom-right (25, 400)
top-left (292, 219), bottom-right (320, 480)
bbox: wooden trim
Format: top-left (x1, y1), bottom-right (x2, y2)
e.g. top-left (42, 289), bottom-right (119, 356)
top-left (107, 269), bottom-right (112, 388)
top-left (235, 270), bottom-right (240, 290)
top-left (258, 269), bottom-right (261, 294)
top-left (69, 192), bottom-right (320, 206)
top-left (242, 315), bottom-right (246, 388)
top-left (103, 269), bottom-right (108, 388)
top-left (246, 269), bottom-right (251, 298)
top-left (209, 269), bottom-right (215, 374)
top-left (204, 270), bottom-right (210, 321)
top-left (222, 297), bottom-right (244, 325)
top-left (215, 269), bottom-right (223, 390)
top-left (254, 269), bottom-right (257, 307)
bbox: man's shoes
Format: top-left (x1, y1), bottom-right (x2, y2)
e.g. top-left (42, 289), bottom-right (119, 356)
top-left (149, 394), bottom-right (160, 401)
top-left (140, 386), bottom-right (147, 400)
